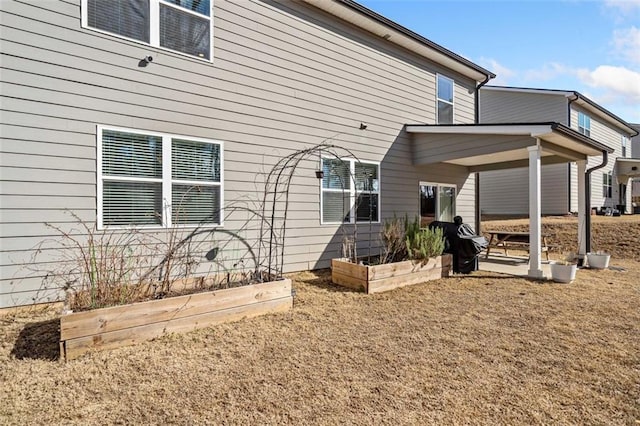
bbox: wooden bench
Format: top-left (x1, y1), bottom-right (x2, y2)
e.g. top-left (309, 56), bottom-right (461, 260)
top-left (485, 231), bottom-right (549, 260)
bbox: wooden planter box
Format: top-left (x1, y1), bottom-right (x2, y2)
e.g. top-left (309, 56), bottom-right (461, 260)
top-left (331, 254), bottom-right (452, 294)
top-left (60, 278), bottom-right (293, 361)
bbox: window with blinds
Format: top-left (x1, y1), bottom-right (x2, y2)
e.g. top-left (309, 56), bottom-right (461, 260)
top-left (98, 127), bottom-right (223, 228)
top-left (321, 158), bottom-right (380, 224)
top-left (83, 0), bottom-right (212, 60)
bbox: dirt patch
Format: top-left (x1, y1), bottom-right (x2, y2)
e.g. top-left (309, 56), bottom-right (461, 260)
top-left (1, 218), bottom-right (639, 425)
top-left (482, 214), bottom-right (640, 259)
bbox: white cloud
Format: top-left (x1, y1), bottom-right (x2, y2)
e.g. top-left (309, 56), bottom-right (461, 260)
top-left (612, 26), bottom-right (640, 64)
top-left (478, 58), bottom-right (514, 85)
top-left (522, 63), bottom-right (572, 82)
top-left (604, 0), bottom-right (640, 13)
top-left (577, 65), bottom-right (640, 103)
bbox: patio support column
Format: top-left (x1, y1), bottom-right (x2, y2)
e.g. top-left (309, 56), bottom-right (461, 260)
top-left (577, 160), bottom-right (587, 256)
top-left (528, 143), bottom-right (544, 278)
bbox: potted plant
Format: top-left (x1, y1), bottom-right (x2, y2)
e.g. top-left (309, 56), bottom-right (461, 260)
top-left (586, 251), bottom-right (611, 269)
top-left (549, 255), bottom-right (577, 283)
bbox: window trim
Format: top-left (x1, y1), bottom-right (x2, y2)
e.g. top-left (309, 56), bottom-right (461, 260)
top-left (578, 111), bottom-right (591, 137)
top-left (419, 181), bottom-right (457, 225)
top-left (320, 157), bottom-right (381, 225)
top-left (602, 171), bottom-right (612, 199)
top-left (97, 125), bottom-right (224, 230)
top-left (436, 74), bottom-right (455, 124)
top-left (81, 0), bottom-right (214, 63)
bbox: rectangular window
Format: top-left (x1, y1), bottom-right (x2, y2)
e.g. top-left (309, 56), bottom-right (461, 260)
top-left (321, 158), bottom-right (380, 224)
top-left (436, 75), bottom-right (454, 124)
top-left (622, 135), bottom-right (628, 157)
top-left (420, 183), bottom-right (456, 226)
top-left (98, 126), bottom-right (223, 228)
top-left (602, 172), bottom-right (612, 199)
top-left (83, 0), bottom-right (212, 60)
top-left (578, 112), bottom-right (591, 137)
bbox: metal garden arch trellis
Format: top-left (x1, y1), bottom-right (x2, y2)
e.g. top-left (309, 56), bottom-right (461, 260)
top-left (255, 140), bottom-right (370, 280)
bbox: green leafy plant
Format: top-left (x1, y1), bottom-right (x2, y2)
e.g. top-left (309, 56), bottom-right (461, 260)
top-left (406, 225), bottom-right (445, 262)
top-left (380, 215), bottom-right (445, 264)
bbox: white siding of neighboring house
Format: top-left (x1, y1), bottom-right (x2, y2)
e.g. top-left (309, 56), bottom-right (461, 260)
top-left (479, 88), bottom-right (633, 216)
top-left (632, 125), bottom-right (640, 208)
top-left (478, 89), bottom-right (570, 215)
top-left (0, 0), bottom-right (479, 307)
top-left (568, 107), bottom-right (630, 212)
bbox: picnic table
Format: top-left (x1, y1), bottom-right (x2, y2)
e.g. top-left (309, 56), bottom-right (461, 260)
top-left (484, 231), bottom-right (550, 260)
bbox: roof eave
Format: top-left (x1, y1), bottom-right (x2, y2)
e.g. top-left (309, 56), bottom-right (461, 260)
top-left (301, 0), bottom-right (495, 82)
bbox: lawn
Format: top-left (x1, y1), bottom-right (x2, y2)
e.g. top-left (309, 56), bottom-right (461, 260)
top-left (1, 216), bottom-right (639, 425)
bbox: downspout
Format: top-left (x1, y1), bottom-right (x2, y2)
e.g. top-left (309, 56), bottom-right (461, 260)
top-left (585, 151), bottom-right (608, 253)
top-left (566, 93), bottom-right (579, 213)
top-left (474, 76), bottom-right (491, 233)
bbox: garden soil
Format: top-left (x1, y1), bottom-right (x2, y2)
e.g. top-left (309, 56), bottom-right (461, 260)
top-left (1, 215), bottom-right (639, 425)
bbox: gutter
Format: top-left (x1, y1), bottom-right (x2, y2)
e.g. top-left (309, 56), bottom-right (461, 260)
top-left (566, 93), bottom-right (579, 213)
top-left (474, 75), bottom-right (492, 233)
top-left (585, 151), bottom-right (609, 253)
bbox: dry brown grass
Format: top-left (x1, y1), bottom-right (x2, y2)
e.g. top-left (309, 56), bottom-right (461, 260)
top-left (2, 217), bottom-right (639, 425)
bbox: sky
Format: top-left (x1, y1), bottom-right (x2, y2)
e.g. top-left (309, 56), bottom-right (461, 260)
top-left (357, 0), bottom-right (640, 124)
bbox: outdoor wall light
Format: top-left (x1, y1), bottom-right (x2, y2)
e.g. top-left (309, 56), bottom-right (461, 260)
top-left (138, 56), bottom-right (153, 67)
top-left (315, 170), bottom-right (324, 179)
top-left (360, 122), bottom-right (367, 130)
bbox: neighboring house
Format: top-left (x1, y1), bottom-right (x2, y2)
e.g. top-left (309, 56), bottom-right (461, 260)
top-left (478, 86), bottom-right (638, 216)
top-left (0, 0), bottom-right (611, 307)
top-left (631, 124), bottom-right (640, 209)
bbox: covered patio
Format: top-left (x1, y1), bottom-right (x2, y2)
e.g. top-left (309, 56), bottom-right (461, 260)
top-left (407, 122), bottom-right (614, 279)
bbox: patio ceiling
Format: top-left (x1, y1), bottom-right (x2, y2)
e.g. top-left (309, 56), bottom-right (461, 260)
top-left (406, 123), bottom-right (613, 172)
top-left (615, 158), bottom-right (640, 184)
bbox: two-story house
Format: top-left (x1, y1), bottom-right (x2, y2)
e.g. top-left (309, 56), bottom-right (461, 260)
top-left (478, 86), bottom-right (638, 216)
top-left (0, 0), bottom-right (613, 308)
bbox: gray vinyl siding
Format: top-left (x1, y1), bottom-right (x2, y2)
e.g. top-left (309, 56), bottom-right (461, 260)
top-left (479, 89), bottom-right (634, 215)
top-left (479, 90), bottom-right (568, 124)
top-left (0, 0), bottom-right (478, 307)
top-left (479, 164), bottom-right (569, 216)
top-left (478, 89), bottom-right (570, 215)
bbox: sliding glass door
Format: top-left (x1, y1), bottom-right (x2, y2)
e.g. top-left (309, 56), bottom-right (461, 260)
top-left (420, 183), bottom-right (456, 226)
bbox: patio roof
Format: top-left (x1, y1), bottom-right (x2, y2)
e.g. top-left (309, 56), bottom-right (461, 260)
top-left (406, 122), bottom-right (614, 172)
top-left (615, 157), bottom-right (640, 184)
top-left (406, 122), bottom-right (614, 280)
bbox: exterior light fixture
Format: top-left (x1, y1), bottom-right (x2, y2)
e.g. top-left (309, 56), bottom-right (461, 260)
top-left (138, 56), bottom-right (153, 67)
top-left (360, 123), bottom-right (367, 130)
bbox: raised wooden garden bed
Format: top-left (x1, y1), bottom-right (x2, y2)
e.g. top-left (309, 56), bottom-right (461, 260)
top-left (60, 278), bottom-right (293, 361)
top-left (331, 254), bottom-right (452, 294)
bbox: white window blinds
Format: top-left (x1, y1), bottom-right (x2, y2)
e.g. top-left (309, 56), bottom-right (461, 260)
top-left (321, 158), bottom-right (380, 224)
top-left (99, 127), bottom-right (223, 228)
top-left (83, 0), bottom-right (212, 60)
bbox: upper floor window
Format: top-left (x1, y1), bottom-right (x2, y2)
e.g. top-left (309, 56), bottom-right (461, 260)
top-left (578, 112), bottom-right (591, 137)
top-left (98, 126), bottom-right (223, 228)
top-left (622, 135), bottom-right (628, 157)
top-left (437, 75), bottom-right (454, 124)
top-left (320, 158), bottom-right (380, 224)
top-left (83, 0), bottom-right (212, 60)
top-left (602, 172), bottom-right (612, 199)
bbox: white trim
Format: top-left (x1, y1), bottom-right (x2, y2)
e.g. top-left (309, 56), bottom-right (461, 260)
top-left (81, 0), bottom-right (214, 63)
top-left (436, 74), bottom-right (454, 125)
top-left (406, 124), bottom-right (553, 136)
top-left (97, 125), bottom-right (223, 230)
top-left (320, 157), bottom-right (381, 225)
top-left (419, 181), bottom-right (457, 223)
